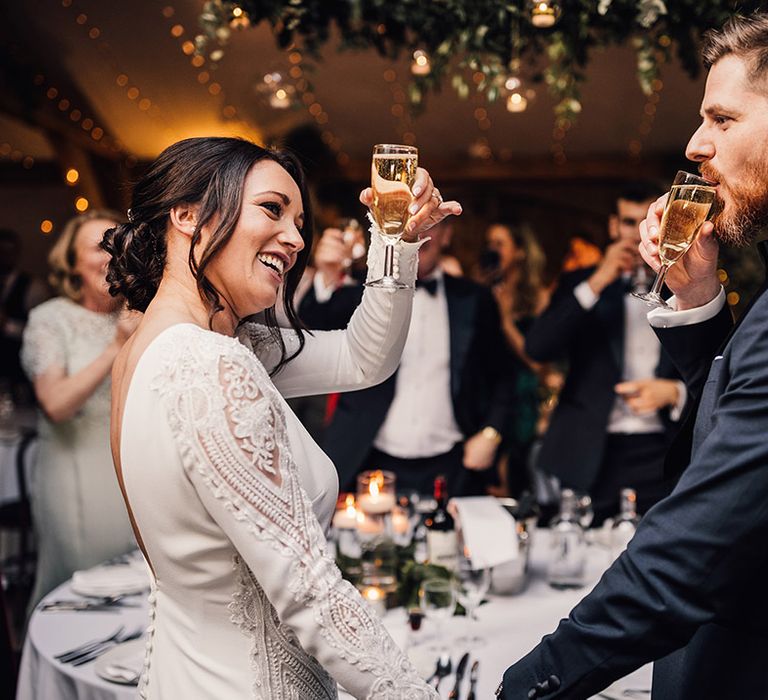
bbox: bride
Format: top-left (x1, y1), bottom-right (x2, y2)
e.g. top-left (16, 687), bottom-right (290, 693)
top-left (103, 136), bottom-right (460, 698)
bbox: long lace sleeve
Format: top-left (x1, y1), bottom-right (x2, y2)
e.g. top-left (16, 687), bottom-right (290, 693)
top-left (153, 329), bottom-right (437, 700)
top-left (20, 299), bottom-right (67, 379)
top-left (238, 230), bottom-right (424, 399)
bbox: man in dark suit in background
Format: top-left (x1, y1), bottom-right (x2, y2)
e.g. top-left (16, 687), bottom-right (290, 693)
top-left (526, 184), bottom-right (686, 523)
top-left (300, 220), bottom-right (517, 496)
top-left (499, 14), bottom-right (768, 699)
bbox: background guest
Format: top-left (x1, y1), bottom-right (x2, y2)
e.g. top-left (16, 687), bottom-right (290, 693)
top-left (300, 219), bottom-right (517, 496)
top-left (525, 183), bottom-right (686, 523)
top-left (481, 222), bottom-right (552, 495)
top-left (21, 211), bottom-right (137, 608)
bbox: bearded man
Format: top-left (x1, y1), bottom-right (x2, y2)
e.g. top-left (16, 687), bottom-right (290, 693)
top-left (498, 13), bottom-right (768, 700)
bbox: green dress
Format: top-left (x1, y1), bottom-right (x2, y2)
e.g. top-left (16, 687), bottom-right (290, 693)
top-left (21, 297), bottom-right (135, 606)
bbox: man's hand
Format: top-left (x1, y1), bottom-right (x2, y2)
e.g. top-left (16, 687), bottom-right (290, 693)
top-left (639, 194), bottom-right (720, 310)
top-left (615, 378), bottom-right (680, 415)
top-left (313, 228), bottom-right (349, 287)
top-left (463, 430), bottom-right (499, 471)
top-left (588, 238), bottom-right (638, 295)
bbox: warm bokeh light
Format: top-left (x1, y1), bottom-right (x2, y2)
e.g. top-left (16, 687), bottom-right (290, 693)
top-left (65, 168), bottom-right (80, 184)
top-left (40, 220), bottom-right (54, 234)
top-left (75, 197), bottom-right (89, 212)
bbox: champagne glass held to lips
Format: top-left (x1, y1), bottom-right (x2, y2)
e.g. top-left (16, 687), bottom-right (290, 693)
top-left (634, 170), bottom-right (717, 309)
top-left (366, 143), bottom-right (418, 289)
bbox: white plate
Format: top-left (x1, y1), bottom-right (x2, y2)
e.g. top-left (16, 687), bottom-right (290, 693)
top-left (71, 563), bottom-right (149, 598)
top-left (94, 638), bottom-right (146, 686)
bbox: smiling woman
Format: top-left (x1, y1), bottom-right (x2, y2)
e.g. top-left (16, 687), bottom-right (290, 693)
top-left (99, 135), bottom-right (458, 699)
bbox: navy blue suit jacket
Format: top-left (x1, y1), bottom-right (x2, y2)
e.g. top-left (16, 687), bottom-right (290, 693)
top-left (500, 246), bottom-right (768, 699)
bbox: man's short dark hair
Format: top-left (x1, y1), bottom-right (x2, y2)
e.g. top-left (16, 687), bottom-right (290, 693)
top-left (617, 182), bottom-right (664, 205)
top-left (702, 13), bottom-right (768, 91)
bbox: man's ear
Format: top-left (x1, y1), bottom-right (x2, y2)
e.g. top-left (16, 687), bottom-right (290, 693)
top-left (608, 214), bottom-right (619, 241)
top-left (169, 203), bottom-right (200, 237)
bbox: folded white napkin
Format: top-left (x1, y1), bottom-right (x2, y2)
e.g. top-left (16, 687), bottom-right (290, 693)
top-left (450, 496), bottom-right (518, 569)
top-left (71, 552), bottom-right (150, 597)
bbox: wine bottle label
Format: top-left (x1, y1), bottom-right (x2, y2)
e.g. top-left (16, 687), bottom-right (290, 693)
top-left (427, 530), bottom-right (458, 571)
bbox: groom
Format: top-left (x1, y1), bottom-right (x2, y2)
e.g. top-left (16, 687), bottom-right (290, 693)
top-left (499, 13), bottom-right (768, 700)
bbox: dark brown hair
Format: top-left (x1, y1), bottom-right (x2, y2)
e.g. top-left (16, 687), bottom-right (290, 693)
top-left (702, 13), bottom-right (768, 87)
top-left (101, 136), bottom-right (313, 373)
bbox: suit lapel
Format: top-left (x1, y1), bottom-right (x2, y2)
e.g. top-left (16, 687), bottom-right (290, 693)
top-left (444, 276), bottom-right (475, 395)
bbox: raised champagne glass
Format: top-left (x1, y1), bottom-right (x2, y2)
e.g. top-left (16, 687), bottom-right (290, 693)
top-left (366, 143), bottom-right (418, 289)
top-left (634, 170), bottom-right (717, 309)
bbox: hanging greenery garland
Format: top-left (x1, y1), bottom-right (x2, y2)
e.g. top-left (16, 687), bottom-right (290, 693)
top-left (194, 1), bottom-right (758, 124)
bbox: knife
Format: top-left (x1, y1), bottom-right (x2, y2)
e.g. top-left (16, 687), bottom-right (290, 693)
top-left (448, 652), bottom-right (470, 700)
top-left (467, 660), bottom-right (479, 700)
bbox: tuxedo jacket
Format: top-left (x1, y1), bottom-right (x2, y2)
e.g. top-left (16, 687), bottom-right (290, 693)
top-left (525, 267), bottom-right (682, 490)
top-left (299, 275), bottom-right (517, 491)
top-left (502, 244), bottom-right (768, 700)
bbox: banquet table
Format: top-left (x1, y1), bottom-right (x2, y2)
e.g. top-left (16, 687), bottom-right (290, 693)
top-left (17, 530), bottom-right (651, 700)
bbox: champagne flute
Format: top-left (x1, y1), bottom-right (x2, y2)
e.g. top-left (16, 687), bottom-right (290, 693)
top-left (633, 170), bottom-right (717, 309)
top-left (420, 578), bottom-right (455, 653)
top-left (455, 549), bottom-right (491, 647)
top-left (366, 143), bottom-right (418, 289)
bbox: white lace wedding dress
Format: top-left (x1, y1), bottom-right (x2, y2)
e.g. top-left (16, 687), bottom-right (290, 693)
top-left (119, 234), bottom-right (438, 699)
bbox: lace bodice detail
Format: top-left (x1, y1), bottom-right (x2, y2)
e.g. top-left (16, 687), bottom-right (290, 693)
top-left (150, 325), bottom-right (437, 699)
top-left (21, 297), bottom-right (118, 422)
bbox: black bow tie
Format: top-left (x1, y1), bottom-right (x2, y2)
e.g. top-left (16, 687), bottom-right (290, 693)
top-left (415, 278), bottom-right (438, 296)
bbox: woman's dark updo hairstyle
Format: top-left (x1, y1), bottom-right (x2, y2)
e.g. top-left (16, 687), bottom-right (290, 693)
top-left (101, 136), bottom-right (313, 374)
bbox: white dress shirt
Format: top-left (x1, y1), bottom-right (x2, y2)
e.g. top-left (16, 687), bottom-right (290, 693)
top-left (374, 270), bottom-right (464, 458)
top-left (574, 279), bottom-right (686, 434)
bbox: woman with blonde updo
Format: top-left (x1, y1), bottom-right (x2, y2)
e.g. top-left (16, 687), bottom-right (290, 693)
top-left (21, 210), bottom-right (137, 607)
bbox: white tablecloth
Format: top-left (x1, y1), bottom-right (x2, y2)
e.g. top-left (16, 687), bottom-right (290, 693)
top-left (17, 531), bottom-right (651, 700)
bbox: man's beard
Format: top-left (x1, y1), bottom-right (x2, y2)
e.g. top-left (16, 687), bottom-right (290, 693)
top-left (700, 161), bottom-right (768, 248)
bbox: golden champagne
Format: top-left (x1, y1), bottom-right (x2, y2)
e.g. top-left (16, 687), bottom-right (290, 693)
top-left (658, 184), bottom-right (716, 265)
top-left (371, 153), bottom-right (418, 237)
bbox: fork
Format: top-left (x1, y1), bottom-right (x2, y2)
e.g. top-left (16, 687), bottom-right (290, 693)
top-left (70, 626), bottom-right (145, 666)
top-left (55, 626), bottom-right (125, 662)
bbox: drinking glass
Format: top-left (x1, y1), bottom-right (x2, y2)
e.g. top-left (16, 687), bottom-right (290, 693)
top-left (455, 552), bottom-right (491, 647)
top-left (419, 578), bottom-right (455, 652)
top-left (633, 170), bottom-right (717, 309)
top-left (366, 144), bottom-right (418, 289)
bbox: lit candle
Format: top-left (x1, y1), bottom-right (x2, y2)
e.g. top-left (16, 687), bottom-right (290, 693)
top-left (356, 510), bottom-right (384, 536)
top-left (357, 470), bottom-right (396, 514)
top-left (391, 507), bottom-right (410, 536)
top-left (332, 494), bottom-right (359, 530)
top-left (360, 585), bottom-right (386, 616)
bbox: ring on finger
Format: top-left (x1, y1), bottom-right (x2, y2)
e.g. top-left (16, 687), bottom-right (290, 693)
top-left (431, 190), bottom-right (443, 205)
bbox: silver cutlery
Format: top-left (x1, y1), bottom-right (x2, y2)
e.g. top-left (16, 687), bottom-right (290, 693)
top-left (448, 652), bottom-right (470, 699)
top-left (466, 660), bottom-right (479, 700)
top-left (70, 626), bottom-right (145, 666)
top-left (427, 652), bottom-right (452, 690)
top-left (55, 626), bottom-right (125, 662)
top-left (41, 596), bottom-right (139, 612)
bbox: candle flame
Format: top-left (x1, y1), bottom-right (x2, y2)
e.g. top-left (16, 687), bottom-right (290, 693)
top-left (369, 470), bottom-right (385, 497)
top-left (345, 494), bottom-right (357, 516)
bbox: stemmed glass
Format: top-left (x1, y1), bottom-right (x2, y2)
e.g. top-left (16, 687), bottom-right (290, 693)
top-left (633, 170), bottom-right (717, 309)
top-left (455, 549), bottom-right (491, 647)
top-left (366, 144), bottom-right (419, 289)
top-left (419, 578), bottom-right (456, 653)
